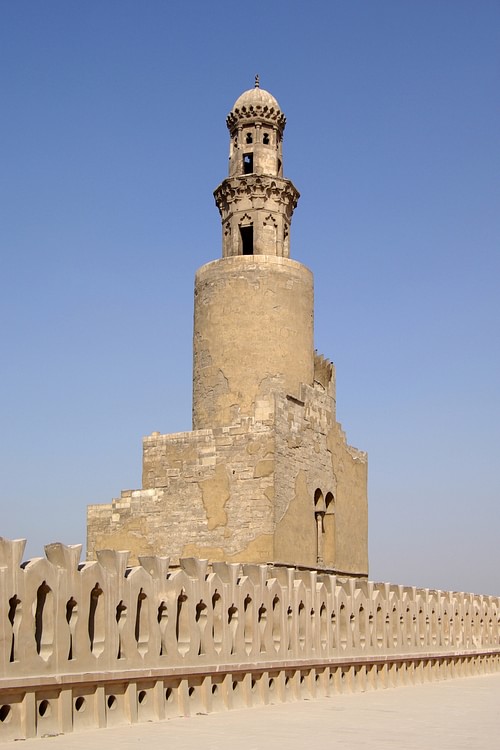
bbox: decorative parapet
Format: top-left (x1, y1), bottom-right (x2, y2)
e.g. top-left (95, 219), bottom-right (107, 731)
top-left (214, 176), bottom-right (300, 222)
top-left (226, 104), bottom-right (286, 133)
top-left (0, 536), bottom-right (498, 740)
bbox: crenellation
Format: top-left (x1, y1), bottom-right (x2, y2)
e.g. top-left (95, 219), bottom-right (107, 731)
top-left (0, 539), bottom-right (498, 740)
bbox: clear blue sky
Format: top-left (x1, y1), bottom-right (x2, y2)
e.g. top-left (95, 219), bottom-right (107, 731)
top-left (1, 1), bottom-right (499, 595)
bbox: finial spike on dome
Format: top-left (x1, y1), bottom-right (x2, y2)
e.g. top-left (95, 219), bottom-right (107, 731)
top-left (255, 74), bottom-right (260, 88)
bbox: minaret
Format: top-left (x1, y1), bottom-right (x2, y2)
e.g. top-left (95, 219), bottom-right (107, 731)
top-left (192, 79), bottom-right (314, 429)
top-left (214, 75), bottom-right (299, 259)
top-left (88, 81), bottom-right (368, 576)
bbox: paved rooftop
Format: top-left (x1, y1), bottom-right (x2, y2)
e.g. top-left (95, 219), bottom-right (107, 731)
top-left (18, 674), bottom-right (500, 749)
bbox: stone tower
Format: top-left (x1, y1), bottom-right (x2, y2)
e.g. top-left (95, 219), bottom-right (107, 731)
top-left (87, 81), bottom-right (368, 576)
top-left (194, 80), bottom-right (310, 431)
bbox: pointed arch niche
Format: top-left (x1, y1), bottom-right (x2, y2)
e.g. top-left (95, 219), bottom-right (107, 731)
top-left (314, 489), bottom-right (336, 568)
top-left (238, 213), bottom-right (253, 255)
top-left (314, 489), bottom-right (325, 566)
top-left (324, 492), bottom-right (336, 567)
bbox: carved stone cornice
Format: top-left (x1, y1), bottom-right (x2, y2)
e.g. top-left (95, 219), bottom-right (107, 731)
top-left (214, 176), bottom-right (300, 221)
top-left (226, 105), bottom-right (286, 133)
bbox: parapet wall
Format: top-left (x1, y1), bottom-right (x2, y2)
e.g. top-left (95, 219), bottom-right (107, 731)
top-left (0, 537), bottom-right (499, 741)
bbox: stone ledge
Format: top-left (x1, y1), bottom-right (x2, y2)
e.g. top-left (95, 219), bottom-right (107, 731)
top-left (2, 648), bottom-right (499, 693)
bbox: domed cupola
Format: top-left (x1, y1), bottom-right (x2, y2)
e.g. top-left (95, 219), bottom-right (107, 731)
top-left (214, 76), bottom-right (299, 258)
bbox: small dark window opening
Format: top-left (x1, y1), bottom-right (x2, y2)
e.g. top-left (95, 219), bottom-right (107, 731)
top-left (277, 158), bottom-right (282, 175)
top-left (240, 225), bottom-right (253, 255)
top-left (263, 132), bottom-right (270, 145)
top-left (246, 132), bottom-right (253, 144)
top-left (243, 153), bottom-right (253, 174)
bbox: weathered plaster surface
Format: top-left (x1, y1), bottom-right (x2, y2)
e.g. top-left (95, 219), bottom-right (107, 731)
top-left (200, 463), bottom-right (230, 530)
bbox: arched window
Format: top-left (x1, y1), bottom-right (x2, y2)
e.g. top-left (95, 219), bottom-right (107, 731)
top-left (325, 492), bottom-right (334, 511)
top-left (240, 224), bottom-right (253, 255)
top-left (324, 492), bottom-right (336, 567)
top-left (243, 153), bottom-right (253, 174)
top-left (314, 489), bottom-right (325, 565)
top-left (314, 488), bottom-right (324, 510)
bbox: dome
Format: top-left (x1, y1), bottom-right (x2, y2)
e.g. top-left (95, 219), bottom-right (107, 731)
top-left (232, 86), bottom-right (281, 112)
top-left (227, 79), bottom-right (286, 132)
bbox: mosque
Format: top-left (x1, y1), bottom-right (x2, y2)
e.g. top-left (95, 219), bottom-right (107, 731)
top-left (1, 81), bottom-right (498, 746)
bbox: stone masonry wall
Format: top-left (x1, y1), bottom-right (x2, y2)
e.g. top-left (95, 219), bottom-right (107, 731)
top-left (273, 376), bottom-right (368, 574)
top-left (273, 385), bottom-right (336, 568)
top-left (0, 537), bottom-right (499, 741)
top-left (87, 400), bottom-right (278, 565)
top-left (88, 354), bottom-right (367, 572)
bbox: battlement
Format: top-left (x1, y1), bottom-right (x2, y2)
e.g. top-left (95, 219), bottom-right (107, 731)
top-left (0, 536), bottom-right (499, 741)
top-left (313, 351), bottom-right (335, 402)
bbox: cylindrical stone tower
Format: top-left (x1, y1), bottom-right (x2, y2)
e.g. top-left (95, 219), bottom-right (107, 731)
top-left (193, 79), bottom-right (314, 430)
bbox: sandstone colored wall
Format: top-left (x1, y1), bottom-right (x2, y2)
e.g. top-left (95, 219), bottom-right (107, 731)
top-left (273, 385), bottom-right (335, 568)
top-left (88, 349), bottom-right (368, 574)
top-left (192, 256), bottom-right (314, 430)
top-left (1, 537), bottom-right (499, 742)
top-left (88, 374), bottom-right (367, 572)
top-left (272, 377), bottom-right (368, 574)
top-left (327, 422), bottom-right (368, 574)
top-left (87, 411), bottom-right (278, 566)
